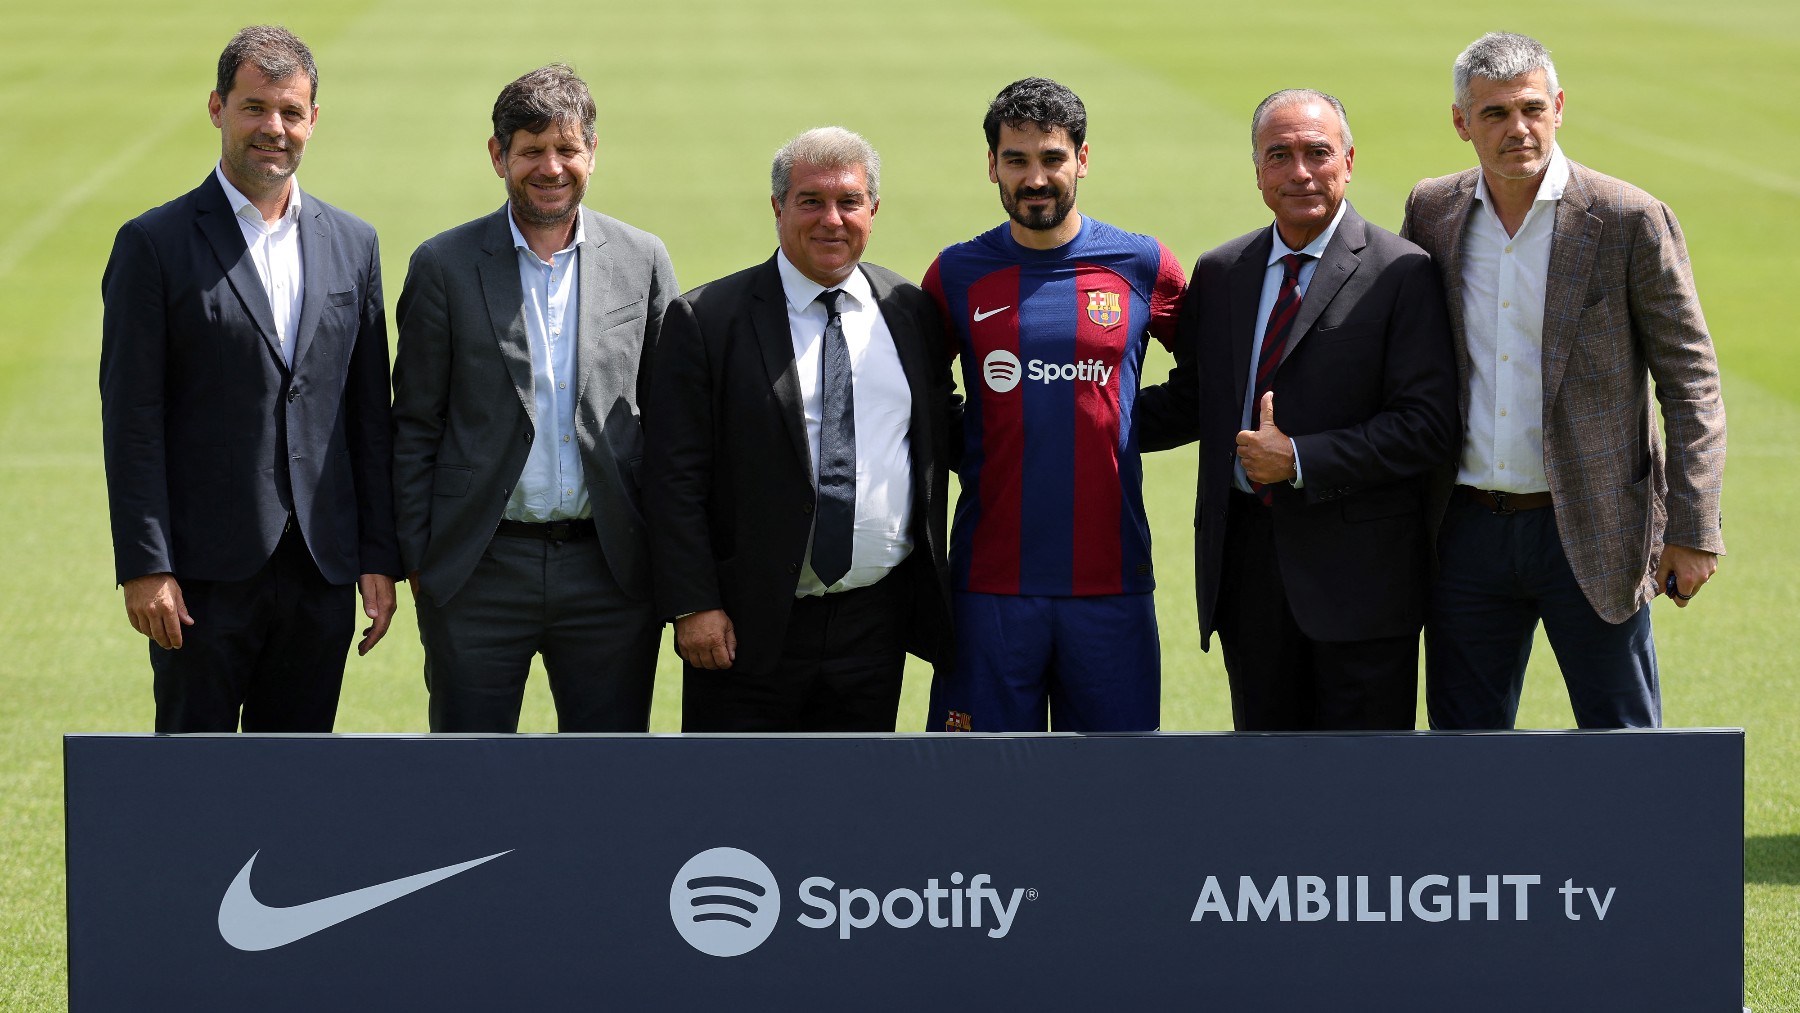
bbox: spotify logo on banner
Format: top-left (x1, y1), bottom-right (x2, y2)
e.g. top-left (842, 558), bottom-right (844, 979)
top-left (669, 848), bottom-right (781, 957)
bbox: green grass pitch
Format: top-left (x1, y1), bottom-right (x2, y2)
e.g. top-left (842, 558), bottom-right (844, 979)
top-left (2, 0), bottom-right (1795, 1006)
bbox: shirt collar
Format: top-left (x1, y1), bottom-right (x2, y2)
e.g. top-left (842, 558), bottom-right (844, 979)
top-left (776, 249), bottom-right (872, 314)
top-left (1267, 198), bottom-right (1347, 266)
top-left (215, 163), bottom-right (303, 225)
top-left (1472, 142), bottom-right (1569, 208)
top-left (506, 206), bottom-right (587, 263)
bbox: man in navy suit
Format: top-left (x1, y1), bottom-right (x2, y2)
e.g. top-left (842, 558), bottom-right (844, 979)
top-left (1138, 90), bottom-right (1457, 730)
top-left (100, 25), bottom-right (401, 732)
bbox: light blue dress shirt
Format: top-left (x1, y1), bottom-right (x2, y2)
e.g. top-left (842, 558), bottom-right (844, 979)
top-left (503, 212), bottom-right (588, 522)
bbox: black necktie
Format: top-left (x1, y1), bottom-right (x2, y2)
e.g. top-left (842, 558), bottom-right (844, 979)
top-left (812, 288), bottom-right (855, 588)
top-left (1249, 253), bottom-right (1310, 505)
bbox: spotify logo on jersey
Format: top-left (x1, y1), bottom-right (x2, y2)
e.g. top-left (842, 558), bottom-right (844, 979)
top-left (669, 847), bottom-right (781, 957)
top-left (983, 349), bottom-right (1023, 393)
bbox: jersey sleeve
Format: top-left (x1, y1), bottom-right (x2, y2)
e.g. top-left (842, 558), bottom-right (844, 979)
top-left (1147, 241), bottom-right (1187, 349)
top-left (921, 254), bottom-right (960, 362)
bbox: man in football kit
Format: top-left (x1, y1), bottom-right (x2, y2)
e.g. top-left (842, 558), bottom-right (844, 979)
top-left (922, 77), bottom-right (1186, 732)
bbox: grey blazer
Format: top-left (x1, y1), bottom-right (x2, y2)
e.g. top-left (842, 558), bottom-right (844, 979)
top-left (392, 205), bottom-right (677, 604)
top-left (1401, 160), bottom-right (1726, 622)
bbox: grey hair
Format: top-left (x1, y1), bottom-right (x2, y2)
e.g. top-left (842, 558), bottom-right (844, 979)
top-left (1453, 32), bottom-right (1560, 111)
top-left (771, 127), bottom-right (880, 208)
top-left (216, 25), bottom-right (317, 102)
top-left (1250, 89), bottom-right (1353, 163)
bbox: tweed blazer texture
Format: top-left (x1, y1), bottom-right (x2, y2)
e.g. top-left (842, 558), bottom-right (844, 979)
top-left (1400, 160), bottom-right (1726, 623)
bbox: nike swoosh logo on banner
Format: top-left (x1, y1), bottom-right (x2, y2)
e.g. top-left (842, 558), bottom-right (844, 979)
top-left (217, 848), bottom-right (511, 951)
top-left (973, 306), bottom-right (1010, 322)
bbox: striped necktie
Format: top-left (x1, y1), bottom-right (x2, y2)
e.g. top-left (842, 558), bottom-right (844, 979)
top-left (1249, 253), bottom-right (1310, 505)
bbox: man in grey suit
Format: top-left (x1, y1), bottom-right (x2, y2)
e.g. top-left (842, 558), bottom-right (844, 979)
top-left (392, 65), bottom-right (677, 732)
top-left (100, 26), bottom-right (400, 732)
top-left (1400, 33), bottom-right (1727, 729)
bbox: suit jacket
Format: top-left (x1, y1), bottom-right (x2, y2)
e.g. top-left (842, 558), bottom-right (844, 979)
top-left (1400, 161), bottom-right (1727, 622)
top-left (100, 173), bottom-right (400, 587)
top-left (1139, 202), bottom-right (1458, 646)
top-left (644, 256), bottom-right (956, 674)
top-left (391, 205), bottom-right (677, 605)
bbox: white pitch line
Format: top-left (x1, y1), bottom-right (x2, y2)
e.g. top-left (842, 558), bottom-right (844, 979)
top-left (1575, 117), bottom-right (1800, 202)
top-left (0, 106), bottom-right (192, 280)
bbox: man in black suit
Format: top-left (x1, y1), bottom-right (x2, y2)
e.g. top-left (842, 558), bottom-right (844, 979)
top-left (1138, 89), bottom-right (1457, 730)
top-left (99, 26), bottom-right (400, 732)
top-left (645, 126), bottom-right (956, 731)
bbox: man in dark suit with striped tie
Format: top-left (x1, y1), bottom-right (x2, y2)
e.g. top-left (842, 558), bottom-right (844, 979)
top-left (1138, 89), bottom-right (1458, 730)
top-left (644, 127), bottom-right (956, 732)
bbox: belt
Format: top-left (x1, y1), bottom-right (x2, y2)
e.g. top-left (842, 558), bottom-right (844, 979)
top-left (1458, 486), bottom-right (1553, 515)
top-left (495, 518), bottom-right (596, 541)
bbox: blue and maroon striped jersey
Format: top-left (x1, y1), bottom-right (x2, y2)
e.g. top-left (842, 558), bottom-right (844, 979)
top-left (923, 218), bottom-right (1186, 597)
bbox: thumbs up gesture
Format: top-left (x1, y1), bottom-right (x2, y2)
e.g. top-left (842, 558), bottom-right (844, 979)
top-left (1235, 392), bottom-right (1297, 484)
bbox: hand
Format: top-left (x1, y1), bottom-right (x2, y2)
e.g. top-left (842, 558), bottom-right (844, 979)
top-left (675, 609), bottom-right (736, 670)
top-left (356, 574), bottom-right (398, 654)
top-left (1657, 544), bottom-right (1718, 609)
top-left (123, 572), bottom-right (193, 650)
top-left (1235, 392), bottom-right (1297, 485)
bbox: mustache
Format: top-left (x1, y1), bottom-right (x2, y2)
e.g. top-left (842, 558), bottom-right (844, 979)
top-left (1014, 186), bottom-right (1056, 200)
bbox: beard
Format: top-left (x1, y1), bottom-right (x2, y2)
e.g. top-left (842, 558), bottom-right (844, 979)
top-left (507, 173), bottom-right (588, 229)
top-left (224, 136), bottom-right (302, 191)
top-left (1000, 179), bottom-right (1077, 232)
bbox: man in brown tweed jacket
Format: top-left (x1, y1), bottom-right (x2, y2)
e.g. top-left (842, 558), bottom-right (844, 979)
top-left (1399, 32), bottom-right (1726, 729)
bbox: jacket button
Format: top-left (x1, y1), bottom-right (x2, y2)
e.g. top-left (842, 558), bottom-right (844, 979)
top-left (287, 386), bottom-right (298, 402)
top-left (802, 502), bottom-right (814, 514)
top-left (525, 432), bottom-right (533, 442)
top-left (788, 563), bottom-right (799, 574)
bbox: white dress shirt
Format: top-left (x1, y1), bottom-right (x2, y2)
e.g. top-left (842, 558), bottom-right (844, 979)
top-left (1456, 145), bottom-right (1570, 493)
top-left (215, 165), bottom-right (304, 367)
top-left (502, 211), bottom-right (588, 523)
top-left (1237, 199), bottom-right (1348, 492)
top-left (775, 251), bottom-right (914, 595)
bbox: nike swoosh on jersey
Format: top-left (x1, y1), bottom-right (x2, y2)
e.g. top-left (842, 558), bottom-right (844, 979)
top-left (217, 848), bottom-right (511, 951)
top-left (972, 305), bottom-right (1010, 322)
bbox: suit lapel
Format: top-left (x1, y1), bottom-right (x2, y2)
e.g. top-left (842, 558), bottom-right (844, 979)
top-left (290, 200), bottom-right (328, 370)
top-left (752, 257), bottom-right (812, 473)
top-left (572, 208), bottom-right (611, 412)
top-left (196, 175), bottom-right (285, 369)
top-left (1541, 165), bottom-right (1601, 407)
top-left (1279, 205), bottom-right (1365, 369)
top-left (476, 207), bottom-right (538, 428)
top-left (1430, 173), bottom-right (1479, 416)
top-left (1228, 230), bottom-right (1271, 410)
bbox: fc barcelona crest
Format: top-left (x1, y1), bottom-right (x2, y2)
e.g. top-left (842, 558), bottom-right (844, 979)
top-left (1086, 290), bottom-right (1123, 327)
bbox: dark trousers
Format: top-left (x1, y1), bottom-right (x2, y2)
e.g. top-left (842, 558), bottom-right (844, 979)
top-left (682, 573), bottom-right (908, 732)
top-left (1215, 492), bottom-right (1419, 731)
top-left (1425, 494), bottom-right (1659, 729)
top-left (150, 524), bottom-right (352, 733)
top-left (415, 531), bottom-right (659, 733)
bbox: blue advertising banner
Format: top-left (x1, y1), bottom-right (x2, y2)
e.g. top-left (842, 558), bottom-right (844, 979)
top-left (64, 731), bottom-right (1743, 1011)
